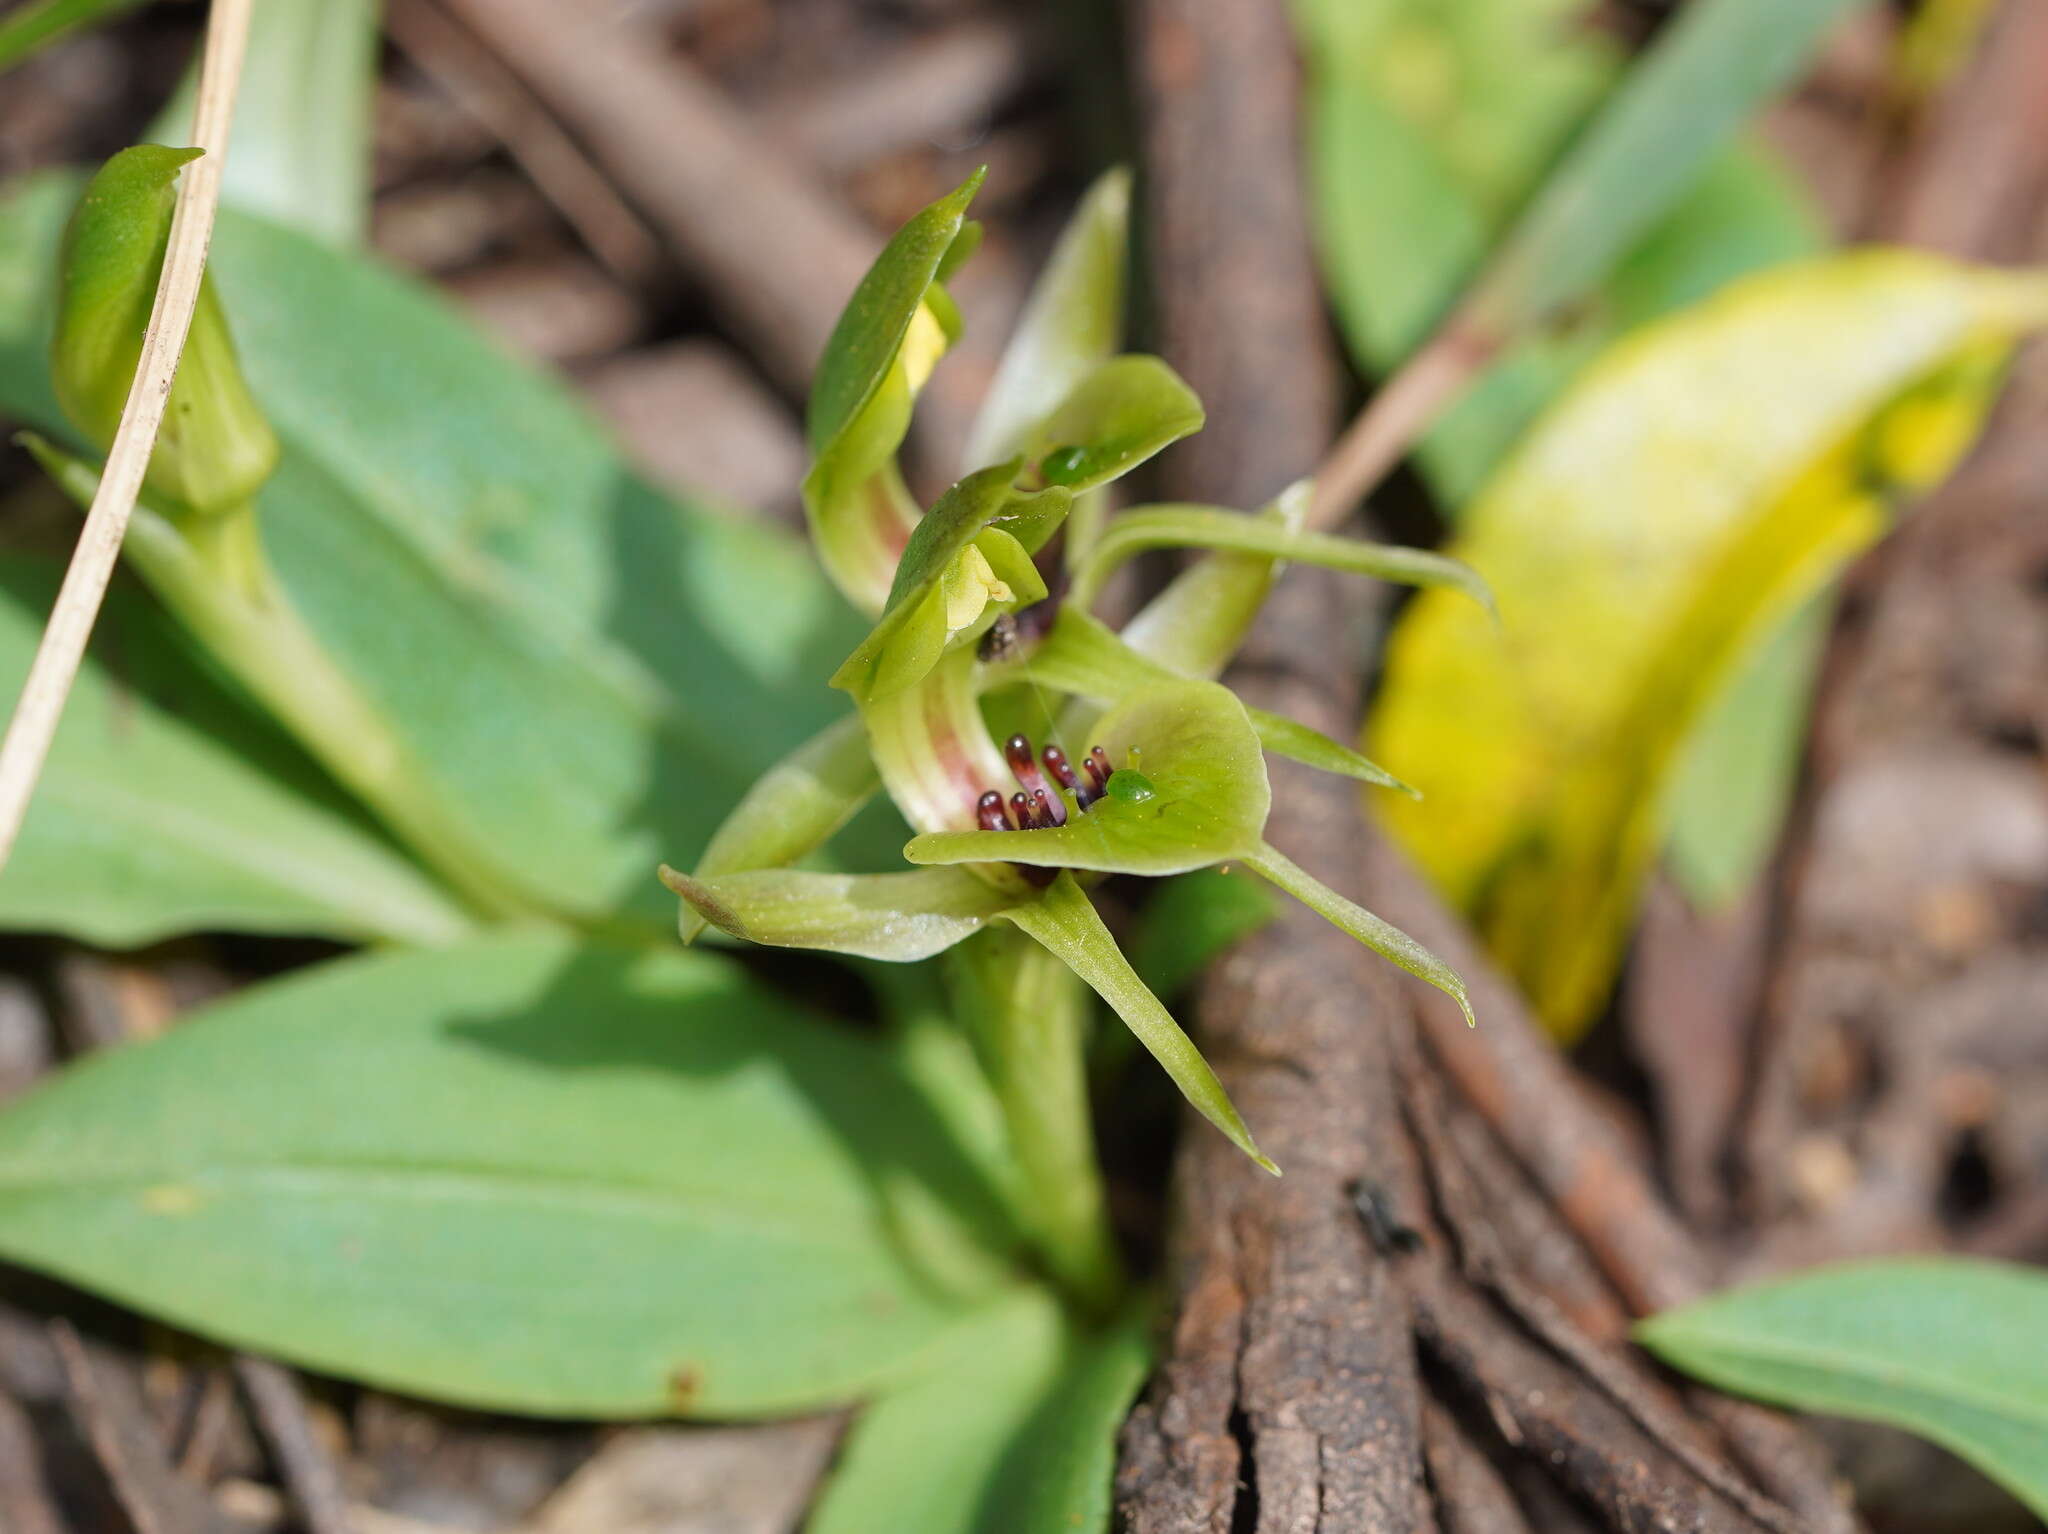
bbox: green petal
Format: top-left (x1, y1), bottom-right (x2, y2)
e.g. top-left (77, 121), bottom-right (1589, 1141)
top-left (660, 865), bottom-right (1011, 962)
top-left (1024, 356), bottom-right (1204, 493)
top-left (1005, 874), bottom-right (1275, 1174)
top-left (904, 680), bottom-right (1269, 876)
top-left (965, 167), bottom-right (1130, 472)
top-left (831, 463), bottom-right (1067, 703)
top-left (1072, 504), bottom-right (1495, 616)
top-left (804, 171), bottom-right (986, 614)
top-left (1241, 841), bottom-right (1474, 1028)
top-left (677, 712), bottom-right (881, 943)
top-left (808, 169), bottom-right (984, 454)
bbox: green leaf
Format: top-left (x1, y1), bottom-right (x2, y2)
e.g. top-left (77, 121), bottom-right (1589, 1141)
top-left (1242, 841), bottom-right (1473, 1028)
top-left (146, 0), bottom-right (379, 247)
top-left (0, 932), bottom-right (1018, 1417)
top-left (810, 1289), bottom-right (1150, 1534)
top-left (662, 865), bottom-right (1014, 962)
top-left (51, 148), bottom-right (280, 517)
top-left (1368, 252), bottom-right (2047, 1038)
top-left (2, 173), bottom-right (863, 933)
top-left (1129, 869), bottom-right (1278, 1001)
top-left (1297, 1), bottom-right (1823, 506)
top-left (1006, 874), bottom-right (1273, 1173)
top-left (905, 680), bottom-right (1270, 877)
top-left (0, 557), bottom-right (469, 948)
top-left (678, 712), bottom-right (881, 942)
top-left (1015, 608), bottom-right (1414, 793)
top-left (1460, 0), bottom-right (1859, 338)
top-left (832, 463), bottom-right (1066, 704)
top-left (1071, 505), bottom-right (1492, 616)
top-left (1665, 590), bottom-right (1831, 908)
top-left (1637, 1258), bottom-right (2048, 1519)
top-left (965, 167), bottom-right (1129, 471)
top-left (0, 0), bottom-right (144, 73)
top-left (1024, 356), bottom-right (1204, 494)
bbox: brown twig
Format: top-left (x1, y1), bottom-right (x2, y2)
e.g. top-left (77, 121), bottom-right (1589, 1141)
top-left (1420, 1400), bottom-right (1530, 1534)
top-left (430, 0), bottom-right (875, 397)
top-left (385, 0), bottom-right (663, 286)
top-left (1114, 3), bottom-right (1426, 1529)
top-left (0, 1383), bottom-right (63, 1534)
top-left (762, 17), bottom-right (1041, 174)
top-left (234, 1354), bottom-right (354, 1534)
top-left (1400, 1036), bottom-right (1809, 1534)
top-left (1304, 318), bottom-right (1496, 532)
top-left (51, 1321), bottom-right (236, 1534)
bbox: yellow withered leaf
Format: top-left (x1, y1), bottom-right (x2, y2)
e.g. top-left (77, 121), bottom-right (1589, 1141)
top-left (1367, 250), bottom-right (2048, 1040)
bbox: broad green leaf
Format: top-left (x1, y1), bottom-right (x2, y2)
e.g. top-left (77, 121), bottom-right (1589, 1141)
top-left (678, 712), bottom-right (880, 942)
top-left (51, 148), bottom-right (279, 517)
top-left (906, 680), bottom-right (1270, 877)
top-left (1, 173), bottom-right (862, 933)
top-left (806, 172), bottom-right (984, 614)
top-left (0, 932), bottom-right (1017, 1417)
top-left (1666, 590), bottom-right (1831, 908)
top-left (1297, 0), bottom-right (1823, 505)
top-left (1023, 356), bottom-right (1204, 494)
top-left (661, 865), bottom-right (1012, 962)
top-left (1243, 842), bottom-right (1473, 1028)
top-left (1016, 607), bottom-right (1413, 793)
top-left (0, 0), bottom-right (143, 72)
top-left (965, 167), bottom-right (1130, 472)
top-left (811, 1288), bottom-right (1150, 1534)
top-left (1129, 868), bottom-right (1278, 1001)
top-left (832, 464), bottom-right (1066, 704)
top-left (1296, 0), bottom-right (1826, 901)
top-left (1007, 873), bottom-right (1272, 1173)
top-left (146, 0), bottom-right (379, 248)
top-left (1071, 505), bottom-right (1492, 616)
top-left (1460, 0), bottom-right (1858, 338)
top-left (1369, 252), bottom-right (2048, 1038)
top-left (0, 557), bottom-right (469, 948)
top-left (1638, 1258), bottom-right (2048, 1519)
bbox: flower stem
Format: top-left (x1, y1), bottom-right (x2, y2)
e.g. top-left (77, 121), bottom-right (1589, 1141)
top-left (121, 498), bottom-right (532, 922)
top-left (950, 927), bottom-right (1124, 1315)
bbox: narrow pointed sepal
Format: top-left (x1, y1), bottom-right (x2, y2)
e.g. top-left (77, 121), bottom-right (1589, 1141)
top-left (1004, 873), bottom-right (1277, 1174)
top-left (1071, 504), bottom-right (1496, 617)
top-left (677, 713), bottom-right (881, 942)
top-left (661, 865), bottom-right (1012, 962)
top-left (1241, 842), bottom-right (1475, 1028)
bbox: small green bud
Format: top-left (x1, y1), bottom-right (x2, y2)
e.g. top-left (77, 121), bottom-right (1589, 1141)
top-left (51, 145), bottom-right (279, 517)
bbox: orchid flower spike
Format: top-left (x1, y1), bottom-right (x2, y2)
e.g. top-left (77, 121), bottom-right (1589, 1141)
top-left (662, 169), bottom-right (1485, 1178)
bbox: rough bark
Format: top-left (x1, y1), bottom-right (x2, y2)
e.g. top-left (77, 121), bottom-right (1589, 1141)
top-left (1114, 2), bottom-right (1859, 1529)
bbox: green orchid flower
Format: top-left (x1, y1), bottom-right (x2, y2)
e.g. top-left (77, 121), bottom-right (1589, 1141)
top-left (662, 170), bottom-right (1482, 1303)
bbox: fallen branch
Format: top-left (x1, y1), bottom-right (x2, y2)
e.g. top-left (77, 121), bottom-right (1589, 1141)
top-left (429, 0), bottom-right (875, 397)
